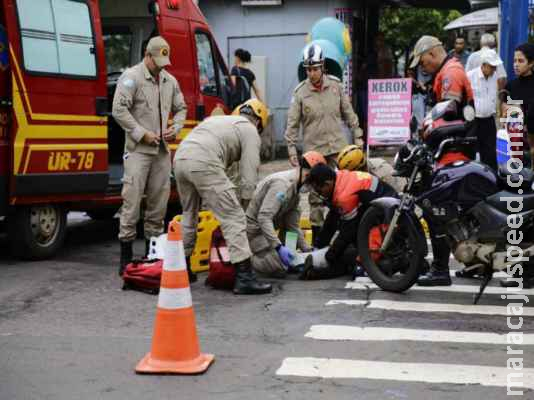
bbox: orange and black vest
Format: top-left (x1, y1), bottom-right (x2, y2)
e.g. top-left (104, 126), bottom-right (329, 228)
top-left (331, 170), bottom-right (379, 220)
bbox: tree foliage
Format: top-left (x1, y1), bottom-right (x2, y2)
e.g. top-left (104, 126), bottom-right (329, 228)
top-left (380, 7), bottom-right (462, 60)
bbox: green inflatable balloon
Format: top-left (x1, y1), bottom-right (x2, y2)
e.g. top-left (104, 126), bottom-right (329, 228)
top-left (310, 17), bottom-right (352, 57)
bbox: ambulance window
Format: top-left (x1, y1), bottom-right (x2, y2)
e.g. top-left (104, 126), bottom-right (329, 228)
top-left (195, 32), bottom-right (217, 96)
top-left (17, 0), bottom-right (96, 77)
top-left (103, 29), bottom-right (132, 74)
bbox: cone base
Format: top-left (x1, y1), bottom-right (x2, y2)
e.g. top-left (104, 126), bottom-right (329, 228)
top-left (135, 352), bottom-right (215, 375)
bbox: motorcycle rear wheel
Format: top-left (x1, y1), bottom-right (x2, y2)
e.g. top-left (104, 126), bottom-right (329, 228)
top-left (357, 205), bottom-right (424, 292)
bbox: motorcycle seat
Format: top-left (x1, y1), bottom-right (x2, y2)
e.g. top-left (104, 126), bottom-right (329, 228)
top-left (486, 190), bottom-right (534, 214)
top-left (497, 163), bottom-right (534, 192)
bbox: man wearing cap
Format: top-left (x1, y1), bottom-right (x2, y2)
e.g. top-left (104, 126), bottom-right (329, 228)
top-left (410, 35), bottom-right (474, 287)
top-left (465, 33), bottom-right (507, 90)
top-left (112, 36), bottom-right (187, 276)
top-left (410, 35), bottom-right (473, 109)
top-left (467, 48), bottom-right (502, 171)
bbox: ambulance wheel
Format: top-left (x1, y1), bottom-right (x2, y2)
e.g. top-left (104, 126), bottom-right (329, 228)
top-left (9, 205), bottom-right (67, 260)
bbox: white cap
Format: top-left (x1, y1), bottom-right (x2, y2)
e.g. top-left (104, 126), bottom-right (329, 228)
top-left (479, 48), bottom-right (502, 67)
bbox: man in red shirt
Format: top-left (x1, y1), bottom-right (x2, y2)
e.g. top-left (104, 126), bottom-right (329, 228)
top-left (410, 35), bottom-right (474, 105)
top-left (410, 35), bottom-right (474, 286)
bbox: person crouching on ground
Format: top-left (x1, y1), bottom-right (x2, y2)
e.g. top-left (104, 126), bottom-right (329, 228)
top-left (173, 99), bottom-right (272, 295)
top-left (246, 151), bottom-right (327, 277)
top-left (301, 164), bottom-right (397, 280)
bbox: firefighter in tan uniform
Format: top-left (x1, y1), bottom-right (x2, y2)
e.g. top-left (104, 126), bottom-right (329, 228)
top-left (173, 99), bottom-right (272, 295)
top-left (246, 151), bottom-right (326, 277)
top-left (112, 36), bottom-right (187, 276)
top-left (336, 145), bottom-right (406, 193)
top-left (285, 43), bottom-right (363, 243)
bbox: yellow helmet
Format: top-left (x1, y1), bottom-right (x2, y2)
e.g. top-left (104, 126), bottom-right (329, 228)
top-left (232, 99), bottom-right (269, 132)
top-left (337, 145), bottom-right (366, 171)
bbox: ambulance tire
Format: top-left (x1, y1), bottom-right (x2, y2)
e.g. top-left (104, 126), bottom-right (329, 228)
top-left (8, 205), bottom-right (67, 260)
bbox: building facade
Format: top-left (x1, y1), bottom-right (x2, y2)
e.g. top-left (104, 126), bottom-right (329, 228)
top-left (198, 0), bottom-right (357, 155)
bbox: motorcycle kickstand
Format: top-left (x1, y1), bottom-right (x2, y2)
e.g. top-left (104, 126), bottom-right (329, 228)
top-left (473, 268), bottom-right (493, 305)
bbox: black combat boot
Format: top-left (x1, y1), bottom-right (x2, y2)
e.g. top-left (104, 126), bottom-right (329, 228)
top-left (233, 259), bottom-right (272, 295)
top-left (418, 236), bottom-right (452, 286)
top-left (119, 241), bottom-right (133, 276)
top-left (185, 256), bottom-right (198, 283)
top-left (417, 262), bottom-right (452, 286)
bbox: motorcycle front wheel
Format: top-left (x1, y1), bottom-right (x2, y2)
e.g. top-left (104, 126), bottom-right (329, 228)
top-left (357, 205), bottom-right (425, 292)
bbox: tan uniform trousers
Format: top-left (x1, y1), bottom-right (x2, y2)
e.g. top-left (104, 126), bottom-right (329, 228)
top-left (251, 246), bottom-right (286, 278)
top-left (119, 146), bottom-right (171, 242)
top-left (248, 227), bottom-right (295, 278)
top-left (309, 155), bottom-right (338, 227)
top-left (174, 159), bottom-right (251, 264)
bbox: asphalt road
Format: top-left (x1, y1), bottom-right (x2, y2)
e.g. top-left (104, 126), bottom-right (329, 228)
top-left (1, 214), bottom-right (533, 400)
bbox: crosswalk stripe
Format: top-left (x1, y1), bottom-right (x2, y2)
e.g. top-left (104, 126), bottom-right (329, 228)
top-left (326, 299), bottom-right (534, 316)
top-left (305, 325), bottom-right (534, 345)
top-left (276, 357), bottom-right (534, 389)
top-left (345, 281), bottom-right (534, 296)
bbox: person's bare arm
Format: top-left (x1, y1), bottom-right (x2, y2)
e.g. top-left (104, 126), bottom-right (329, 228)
top-left (252, 81), bottom-right (263, 103)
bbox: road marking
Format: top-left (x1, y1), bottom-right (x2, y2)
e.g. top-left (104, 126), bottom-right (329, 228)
top-left (305, 325), bottom-right (534, 345)
top-left (345, 281), bottom-right (534, 296)
top-left (276, 357), bottom-right (534, 389)
top-left (326, 299), bottom-right (534, 316)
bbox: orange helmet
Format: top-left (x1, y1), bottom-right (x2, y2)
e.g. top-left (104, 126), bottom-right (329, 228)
top-left (301, 151), bottom-right (327, 168)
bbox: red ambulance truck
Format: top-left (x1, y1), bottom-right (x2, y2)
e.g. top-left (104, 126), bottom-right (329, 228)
top-left (0, 0), bottom-right (232, 259)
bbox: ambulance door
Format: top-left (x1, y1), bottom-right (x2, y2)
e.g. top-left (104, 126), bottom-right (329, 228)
top-left (4, 0), bottom-right (108, 200)
top-left (155, 0), bottom-right (230, 125)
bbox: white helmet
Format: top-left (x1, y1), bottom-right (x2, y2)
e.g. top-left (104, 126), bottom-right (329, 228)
top-left (302, 43), bottom-right (324, 68)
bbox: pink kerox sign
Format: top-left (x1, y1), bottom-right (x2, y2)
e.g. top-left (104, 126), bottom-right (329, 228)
top-left (368, 79), bottom-right (412, 145)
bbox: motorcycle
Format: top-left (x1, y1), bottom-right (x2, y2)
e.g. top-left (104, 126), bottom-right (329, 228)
top-left (357, 100), bottom-right (534, 303)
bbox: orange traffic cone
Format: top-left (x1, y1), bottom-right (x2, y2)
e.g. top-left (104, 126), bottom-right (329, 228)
top-left (135, 220), bottom-right (214, 374)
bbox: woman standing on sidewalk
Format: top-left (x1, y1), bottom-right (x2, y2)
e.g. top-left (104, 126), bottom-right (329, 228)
top-left (500, 43), bottom-right (534, 169)
top-left (231, 48), bottom-right (263, 107)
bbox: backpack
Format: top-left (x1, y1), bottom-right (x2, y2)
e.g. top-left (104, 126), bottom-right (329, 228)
top-left (122, 259), bottom-right (163, 295)
top-left (205, 227), bottom-right (236, 290)
top-left (231, 67), bottom-right (251, 108)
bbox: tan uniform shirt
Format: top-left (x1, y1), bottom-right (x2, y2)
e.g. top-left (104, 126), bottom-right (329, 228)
top-left (368, 157), bottom-right (406, 193)
top-left (246, 169), bottom-right (308, 251)
top-left (174, 115), bottom-right (261, 200)
top-left (285, 75), bottom-right (360, 158)
top-left (112, 61), bottom-right (187, 155)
